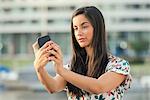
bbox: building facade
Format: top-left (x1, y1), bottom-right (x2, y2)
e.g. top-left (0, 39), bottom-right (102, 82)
top-left (0, 0), bottom-right (150, 60)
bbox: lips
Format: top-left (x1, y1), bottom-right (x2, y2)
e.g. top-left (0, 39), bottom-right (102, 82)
top-left (78, 38), bottom-right (86, 42)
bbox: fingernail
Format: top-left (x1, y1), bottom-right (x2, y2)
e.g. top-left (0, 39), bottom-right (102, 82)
top-left (48, 57), bottom-right (51, 60)
top-left (46, 49), bottom-right (49, 52)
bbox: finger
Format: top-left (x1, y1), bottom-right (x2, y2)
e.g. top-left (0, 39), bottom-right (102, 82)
top-left (49, 49), bottom-right (63, 61)
top-left (38, 42), bottom-right (53, 57)
top-left (48, 56), bottom-right (59, 63)
top-left (34, 56), bottom-right (45, 69)
top-left (43, 53), bottom-right (51, 61)
top-left (40, 41), bottom-right (53, 51)
top-left (46, 44), bottom-right (53, 51)
top-left (36, 54), bottom-right (49, 66)
top-left (38, 48), bottom-right (51, 60)
top-left (41, 56), bottom-right (49, 65)
top-left (50, 43), bottom-right (62, 55)
top-left (49, 49), bottom-right (59, 58)
top-left (32, 41), bottom-right (39, 54)
top-left (39, 44), bottom-right (53, 56)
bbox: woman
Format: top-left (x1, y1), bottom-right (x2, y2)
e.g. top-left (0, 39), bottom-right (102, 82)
top-left (32, 6), bottom-right (132, 100)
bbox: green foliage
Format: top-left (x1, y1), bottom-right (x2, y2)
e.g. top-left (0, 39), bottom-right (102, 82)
top-left (130, 39), bottom-right (149, 54)
top-left (0, 59), bottom-right (33, 69)
top-left (129, 39), bottom-right (149, 64)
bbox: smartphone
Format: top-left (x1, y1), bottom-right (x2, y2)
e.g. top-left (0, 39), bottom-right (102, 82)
top-left (38, 35), bottom-right (51, 48)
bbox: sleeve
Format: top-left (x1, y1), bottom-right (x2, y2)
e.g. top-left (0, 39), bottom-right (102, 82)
top-left (56, 64), bottom-right (71, 76)
top-left (64, 64), bottom-right (71, 70)
top-left (106, 58), bottom-right (132, 91)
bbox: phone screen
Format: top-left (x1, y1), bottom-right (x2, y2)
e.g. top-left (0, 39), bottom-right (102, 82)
top-left (38, 35), bottom-right (51, 48)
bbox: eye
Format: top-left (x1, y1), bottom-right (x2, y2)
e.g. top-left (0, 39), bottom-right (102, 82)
top-left (73, 27), bottom-right (78, 31)
top-left (82, 25), bottom-right (88, 29)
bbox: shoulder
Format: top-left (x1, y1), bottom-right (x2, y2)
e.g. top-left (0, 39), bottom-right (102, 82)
top-left (106, 54), bottom-right (130, 75)
top-left (105, 54), bottom-right (132, 91)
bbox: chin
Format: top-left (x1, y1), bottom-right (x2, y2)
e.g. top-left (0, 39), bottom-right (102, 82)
top-left (79, 44), bottom-right (88, 48)
top-left (79, 45), bottom-right (85, 48)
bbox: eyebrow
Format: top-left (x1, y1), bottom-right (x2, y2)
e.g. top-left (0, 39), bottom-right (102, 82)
top-left (73, 21), bottom-right (89, 27)
top-left (81, 22), bottom-right (89, 26)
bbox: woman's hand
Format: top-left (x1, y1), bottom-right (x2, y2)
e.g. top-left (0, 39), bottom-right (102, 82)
top-left (32, 41), bottom-right (52, 72)
top-left (48, 41), bottom-right (64, 74)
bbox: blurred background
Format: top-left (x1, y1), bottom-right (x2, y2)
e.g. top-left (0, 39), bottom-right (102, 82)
top-left (0, 0), bottom-right (150, 100)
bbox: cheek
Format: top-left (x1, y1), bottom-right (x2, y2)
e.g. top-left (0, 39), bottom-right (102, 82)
top-left (74, 32), bottom-right (77, 37)
top-left (74, 31), bottom-right (78, 37)
top-left (74, 33), bottom-right (78, 40)
top-left (88, 30), bottom-right (93, 41)
top-left (89, 35), bottom-right (93, 43)
top-left (82, 28), bottom-right (88, 33)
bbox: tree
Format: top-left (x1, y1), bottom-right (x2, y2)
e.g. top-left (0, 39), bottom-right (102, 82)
top-left (130, 39), bottom-right (149, 63)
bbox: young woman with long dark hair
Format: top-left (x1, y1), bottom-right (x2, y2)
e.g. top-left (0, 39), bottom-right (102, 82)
top-left (32, 6), bottom-right (132, 100)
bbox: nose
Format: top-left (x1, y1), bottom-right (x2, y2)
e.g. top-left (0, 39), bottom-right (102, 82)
top-left (75, 29), bottom-right (83, 36)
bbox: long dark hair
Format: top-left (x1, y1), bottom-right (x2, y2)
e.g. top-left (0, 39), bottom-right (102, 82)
top-left (67, 6), bottom-right (109, 97)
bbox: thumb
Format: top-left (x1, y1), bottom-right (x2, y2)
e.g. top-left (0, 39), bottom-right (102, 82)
top-left (32, 41), bottom-right (39, 55)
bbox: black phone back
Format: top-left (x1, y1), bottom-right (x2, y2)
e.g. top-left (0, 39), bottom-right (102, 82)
top-left (38, 35), bottom-right (51, 48)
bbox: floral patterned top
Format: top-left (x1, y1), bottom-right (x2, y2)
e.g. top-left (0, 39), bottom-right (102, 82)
top-left (65, 54), bottom-right (132, 100)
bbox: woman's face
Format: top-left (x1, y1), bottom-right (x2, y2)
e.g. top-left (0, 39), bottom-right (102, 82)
top-left (73, 14), bottom-right (94, 48)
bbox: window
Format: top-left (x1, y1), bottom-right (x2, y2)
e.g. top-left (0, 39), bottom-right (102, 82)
top-left (48, 32), bottom-right (71, 56)
top-left (47, 19), bottom-right (54, 24)
top-left (47, 7), bottom-right (55, 11)
top-left (20, 7), bottom-right (26, 11)
top-left (70, 6), bottom-right (75, 10)
top-left (146, 4), bottom-right (150, 8)
top-left (126, 4), bottom-right (142, 9)
top-left (31, 20), bottom-right (39, 24)
top-left (3, 8), bottom-right (12, 13)
top-left (33, 7), bottom-right (39, 11)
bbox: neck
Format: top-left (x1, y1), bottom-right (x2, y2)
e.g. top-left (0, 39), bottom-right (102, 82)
top-left (85, 46), bottom-right (93, 57)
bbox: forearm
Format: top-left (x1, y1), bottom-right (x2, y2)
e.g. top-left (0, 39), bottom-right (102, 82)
top-left (58, 67), bottom-right (126, 94)
top-left (35, 67), bottom-right (58, 93)
top-left (59, 68), bottom-right (101, 94)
